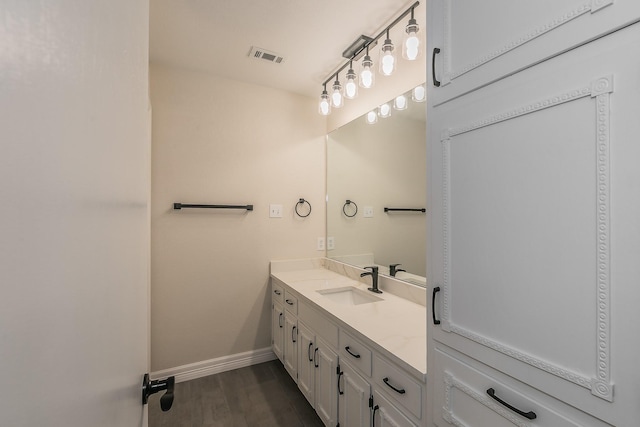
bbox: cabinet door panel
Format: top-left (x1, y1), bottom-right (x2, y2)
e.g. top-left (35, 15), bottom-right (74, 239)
top-left (373, 391), bottom-right (418, 427)
top-left (315, 339), bottom-right (338, 426)
top-left (272, 302), bottom-right (284, 362)
top-left (428, 20), bottom-right (640, 426)
top-left (339, 362), bottom-right (370, 427)
top-left (284, 316), bottom-right (298, 380)
top-left (297, 322), bottom-right (315, 406)
top-left (429, 0), bottom-right (640, 104)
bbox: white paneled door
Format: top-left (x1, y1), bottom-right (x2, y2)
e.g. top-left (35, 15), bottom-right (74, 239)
top-left (0, 1), bottom-right (151, 426)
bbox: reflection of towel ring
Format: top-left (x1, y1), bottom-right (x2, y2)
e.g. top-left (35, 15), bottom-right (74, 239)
top-left (343, 200), bottom-right (358, 218)
top-left (295, 198), bottom-right (312, 218)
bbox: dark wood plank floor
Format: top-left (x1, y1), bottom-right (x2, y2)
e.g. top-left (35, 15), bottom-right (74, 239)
top-left (148, 360), bottom-right (324, 427)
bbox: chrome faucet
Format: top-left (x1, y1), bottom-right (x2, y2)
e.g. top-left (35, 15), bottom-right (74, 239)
top-left (389, 263), bottom-right (406, 277)
top-left (361, 266), bottom-right (382, 294)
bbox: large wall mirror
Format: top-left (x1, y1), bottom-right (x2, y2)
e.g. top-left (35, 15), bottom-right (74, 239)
top-left (326, 85), bottom-right (426, 287)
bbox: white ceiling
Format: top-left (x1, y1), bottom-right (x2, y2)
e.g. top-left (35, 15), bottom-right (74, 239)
top-left (149, 0), bottom-right (425, 99)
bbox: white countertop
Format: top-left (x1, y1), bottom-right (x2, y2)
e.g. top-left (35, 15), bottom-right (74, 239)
top-left (271, 266), bottom-right (427, 381)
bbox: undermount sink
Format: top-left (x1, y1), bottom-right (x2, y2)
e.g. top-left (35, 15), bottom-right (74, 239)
top-left (316, 286), bottom-right (383, 305)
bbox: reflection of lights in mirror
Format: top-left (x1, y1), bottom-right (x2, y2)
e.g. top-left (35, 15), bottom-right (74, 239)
top-left (365, 110), bottom-right (378, 124)
top-left (378, 103), bottom-right (392, 118)
top-left (394, 95), bottom-right (407, 110)
top-left (412, 84), bottom-right (426, 102)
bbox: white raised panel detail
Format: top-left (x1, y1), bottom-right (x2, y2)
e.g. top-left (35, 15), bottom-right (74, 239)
top-left (441, 0), bottom-right (614, 85)
top-left (440, 75), bottom-right (613, 400)
top-left (443, 373), bottom-right (530, 427)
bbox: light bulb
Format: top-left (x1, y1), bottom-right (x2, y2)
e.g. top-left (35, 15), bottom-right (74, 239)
top-left (379, 37), bottom-right (396, 76)
top-left (318, 89), bottom-right (331, 115)
top-left (331, 78), bottom-right (343, 108)
top-left (365, 110), bottom-right (378, 124)
top-left (360, 54), bottom-right (375, 89)
top-left (344, 67), bottom-right (358, 99)
top-left (402, 17), bottom-right (421, 60)
top-left (394, 95), bottom-right (407, 110)
top-left (412, 84), bottom-right (426, 102)
top-left (378, 103), bottom-right (391, 118)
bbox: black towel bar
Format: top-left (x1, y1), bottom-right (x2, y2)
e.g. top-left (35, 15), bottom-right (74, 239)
top-left (173, 203), bottom-right (253, 211)
top-left (384, 207), bottom-right (426, 213)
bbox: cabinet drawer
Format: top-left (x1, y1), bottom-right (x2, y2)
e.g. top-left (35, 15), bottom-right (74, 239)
top-left (271, 281), bottom-right (284, 303)
top-left (432, 346), bottom-right (613, 427)
top-left (339, 330), bottom-right (372, 377)
top-left (299, 301), bottom-right (338, 349)
top-left (283, 291), bottom-right (297, 315)
top-left (373, 355), bottom-right (422, 420)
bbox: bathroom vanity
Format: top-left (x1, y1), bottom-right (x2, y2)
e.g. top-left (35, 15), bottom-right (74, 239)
top-left (271, 258), bottom-right (427, 427)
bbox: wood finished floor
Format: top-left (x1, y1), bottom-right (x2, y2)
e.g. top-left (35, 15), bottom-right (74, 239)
top-left (148, 360), bottom-right (324, 427)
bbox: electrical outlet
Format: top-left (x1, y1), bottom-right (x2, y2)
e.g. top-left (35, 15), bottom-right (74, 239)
top-left (317, 237), bottom-right (325, 251)
top-left (363, 206), bottom-right (374, 218)
top-left (327, 237), bottom-right (335, 250)
top-left (269, 204), bottom-right (283, 218)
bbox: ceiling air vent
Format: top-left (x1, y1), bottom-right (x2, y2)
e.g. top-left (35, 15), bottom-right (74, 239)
top-left (248, 46), bottom-right (285, 64)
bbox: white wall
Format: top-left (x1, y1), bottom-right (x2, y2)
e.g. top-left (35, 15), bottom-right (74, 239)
top-left (150, 64), bottom-right (326, 371)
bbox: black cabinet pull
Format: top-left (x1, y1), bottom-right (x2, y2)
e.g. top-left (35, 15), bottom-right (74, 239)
top-left (314, 348), bottom-right (319, 368)
top-left (383, 377), bottom-right (406, 394)
top-left (432, 286), bottom-right (441, 325)
top-left (291, 325), bottom-right (297, 343)
top-left (345, 346), bottom-right (361, 359)
top-left (337, 367), bottom-right (344, 395)
top-left (274, 290), bottom-right (281, 295)
top-left (278, 312), bottom-right (283, 328)
top-left (432, 47), bottom-right (441, 87)
top-left (487, 388), bottom-right (537, 420)
top-left (308, 342), bottom-right (314, 362)
top-left (372, 403), bottom-right (380, 427)
top-left (285, 299), bottom-right (294, 306)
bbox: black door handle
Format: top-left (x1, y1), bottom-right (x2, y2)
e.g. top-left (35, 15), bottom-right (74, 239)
top-left (432, 286), bottom-right (441, 325)
top-left (279, 312), bottom-right (283, 328)
top-left (345, 346), bottom-right (361, 359)
top-left (314, 348), bottom-right (319, 368)
top-left (432, 47), bottom-right (441, 87)
top-left (308, 342), bottom-right (314, 361)
top-left (487, 388), bottom-right (537, 420)
top-left (291, 325), bottom-right (297, 343)
top-left (142, 374), bottom-right (175, 412)
top-left (383, 377), bottom-right (406, 394)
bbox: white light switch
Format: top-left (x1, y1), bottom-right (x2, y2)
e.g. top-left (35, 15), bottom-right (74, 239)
top-left (269, 204), bottom-right (283, 218)
top-left (363, 206), bottom-right (374, 218)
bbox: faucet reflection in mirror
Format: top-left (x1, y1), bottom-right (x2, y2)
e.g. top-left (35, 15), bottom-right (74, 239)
top-left (326, 85), bottom-right (426, 287)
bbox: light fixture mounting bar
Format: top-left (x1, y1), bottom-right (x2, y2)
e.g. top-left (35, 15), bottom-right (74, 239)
top-left (342, 35), bottom-right (374, 59)
top-left (322, 0), bottom-right (419, 87)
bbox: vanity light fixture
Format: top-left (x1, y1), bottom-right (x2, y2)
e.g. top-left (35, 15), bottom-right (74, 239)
top-left (393, 94), bottom-right (408, 110)
top-left (402, 7), bottom-right (421, 60)
top-left (317, 1), bottom-right (420, 115)
top-left (365, 110), bottom-right (378, 124)
top-left (331, 74), bottom-right (344, 108)
top-left (412, 84), bottom-right (426, 102)
top-left (379, 29), bottom-right (396, 76)
top-left (360, 47), bottom-right (375, 89)
top-left (319, 84), bottom-right (331, 115)
top-left (378, 103), bottom-right (392, 118)
top-left (344, 62), bottom-right (358, 99)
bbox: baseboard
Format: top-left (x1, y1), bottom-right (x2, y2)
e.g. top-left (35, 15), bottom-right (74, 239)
top-left (151, 347), bottom-right (277, 383)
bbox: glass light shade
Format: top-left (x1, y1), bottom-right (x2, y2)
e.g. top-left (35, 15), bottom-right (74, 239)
top-left (344, 68), bottom-right (358, 99)
top-left (402, 19), bottom-right (422, 60)
top-left (360, 55), bottom-right (375, 89)
top-left (318, 90), bottom-right (331, 115)
top-left (394, 95), bottom-right (408, 110)
top-left (412, 84), bottom-right (426, 102)
top-left (378, 103), bottom-right (391, 118)
top-left (379, 38), bottom-right (396, 76)
top-left (331, 79), bottom-right (343, 108)
top-left (365, 110), bottom-right (378, 124)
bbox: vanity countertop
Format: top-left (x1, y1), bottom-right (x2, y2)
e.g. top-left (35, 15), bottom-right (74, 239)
top-left (271, 264), bottom-right (426, 381)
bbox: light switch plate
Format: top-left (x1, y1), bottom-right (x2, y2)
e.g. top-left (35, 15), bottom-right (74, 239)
top-left (363, 206), bottom-right (374, 218)
top-left (269, 204), bottom-right (283, 218)
top-left (327, 237), bottom-right (335, 250)
top-left (317, 237), bottom-right (325, 251)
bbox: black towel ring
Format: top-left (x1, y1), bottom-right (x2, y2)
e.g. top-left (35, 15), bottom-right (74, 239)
top-left (343, 200), bottom-right (358, 218)
top-left (295, 198), bottom-right (312, 218)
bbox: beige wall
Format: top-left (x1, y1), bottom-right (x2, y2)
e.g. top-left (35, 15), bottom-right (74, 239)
top-left (150, 64), bottom-right (326, 371)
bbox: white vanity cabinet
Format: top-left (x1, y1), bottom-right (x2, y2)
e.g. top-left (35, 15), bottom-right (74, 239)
top-left (427, 1), bottom-right (640, 425)
top-left (283, 290), bottom-right (298, 380)
top-left (338, 361), bottom-right (371, 427)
